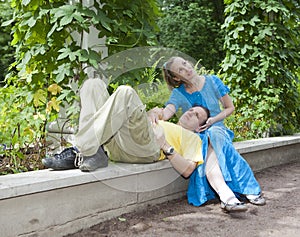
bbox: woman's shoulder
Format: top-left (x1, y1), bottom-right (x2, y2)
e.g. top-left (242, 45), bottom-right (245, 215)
top-left (204, 74), bottom-right (226, 87)
top-left (204, 74), bottom-right (221, 81)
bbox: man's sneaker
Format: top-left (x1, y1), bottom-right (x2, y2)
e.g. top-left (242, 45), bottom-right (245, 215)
top-left (42, 147), bottom-right (80, 170)
top-left (79, 146), bottom-right (108, 172)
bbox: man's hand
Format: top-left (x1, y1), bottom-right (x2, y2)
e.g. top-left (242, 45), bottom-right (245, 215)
top-left (148, 107), bottom-right (163, 124)
top-left (152, 123), bottom-right (166, 148)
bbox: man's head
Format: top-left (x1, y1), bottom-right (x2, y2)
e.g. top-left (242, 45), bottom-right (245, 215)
top-left (178, 106), bottom-right (210, 132)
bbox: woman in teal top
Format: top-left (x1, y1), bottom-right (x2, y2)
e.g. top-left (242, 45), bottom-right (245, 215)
top-left (155, 56), bottom-right (266, 207)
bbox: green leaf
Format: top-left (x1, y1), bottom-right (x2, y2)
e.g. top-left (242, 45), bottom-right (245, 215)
top-left (78, 49), bottom-right (89, 62)
top-left (47, 22), bottom-right (58, 37)
top-left (52, 5), bottom-right (76, 19)
top-left (88, 50), bottom-right (101, 68)
top-left (69, 52), bottom-right (77, 62)
top-left (54, 63), bottom-right (72, 83)
top-left (60, 14), bottom-right (74, 27)
top-left (93, 10), bottom-right (112, 32)
top-left (22, 0), bottom-right (31, 7)
top-left (57, 48), bottom-right (71, 60)
top-left (27, 17), bottom-right (37, 27)
top-left (33, 89), bottom-right (47, 107)
top-left (1, 19), bottom-right (14, 27)
top-left (11, 30), bottom-right (21, 46)
top-left (73, 11), bottom-right (85, 23)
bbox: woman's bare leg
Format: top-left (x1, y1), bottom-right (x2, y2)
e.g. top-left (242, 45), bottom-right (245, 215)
top-left (205, 144), bottom-right (240, 205)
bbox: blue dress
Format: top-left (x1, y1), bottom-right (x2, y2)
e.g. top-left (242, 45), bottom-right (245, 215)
top-left (166, 75), bottom-right (262, 206)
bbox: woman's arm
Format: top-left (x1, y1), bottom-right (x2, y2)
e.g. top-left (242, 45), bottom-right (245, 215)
top-left (205, 94), bottom-right (235, 126)
top-left (162, 104), bottom-right (176, 120)
top-left (148, 104), bottom-right (176, 123)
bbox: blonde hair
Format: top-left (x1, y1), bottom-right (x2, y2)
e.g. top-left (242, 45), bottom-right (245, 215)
top-left (162, 57), bottom-right (181, 90)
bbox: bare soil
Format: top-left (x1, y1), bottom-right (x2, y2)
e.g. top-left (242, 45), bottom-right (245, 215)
top-left (65, 160), bottom-right (300, 237)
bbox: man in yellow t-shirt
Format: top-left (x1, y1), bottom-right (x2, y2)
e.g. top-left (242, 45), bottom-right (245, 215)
top-left (43, 78), bottom-right (205, 175)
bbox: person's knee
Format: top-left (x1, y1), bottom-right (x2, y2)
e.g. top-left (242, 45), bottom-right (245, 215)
top-left (208, 126), bottom-right (223, 134)
top-left (116, 85), bottom-right (134, 92)
top-left (81, 78), bottom-right (107, 91)
top-left (208, 126), bottom-right (228, 141)
top-left (114, 86), bottom-right (144, 112)
top-left (115, 85), bottom-right (137, 98)
top-left (79, 78), bottom-right (108, 98)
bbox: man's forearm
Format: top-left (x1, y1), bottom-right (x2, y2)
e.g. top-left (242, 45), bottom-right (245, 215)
top-left (166, 152), bottom-right (197, 178)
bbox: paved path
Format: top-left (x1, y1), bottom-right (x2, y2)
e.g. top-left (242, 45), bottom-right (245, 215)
top-left (66, 160), bottom-right (300, 237)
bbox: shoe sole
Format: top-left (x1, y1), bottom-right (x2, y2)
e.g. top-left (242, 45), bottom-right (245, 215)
top-left (79, 163), bottom-right (108, 172)
top-left (249, 200), bottom-right (266, 206)
top-left (221, 203), bottom-right (248, 213)
top-left (42, 159), bottom-right (76, 170)
top-left (222, 207), bottom-right (248, 213)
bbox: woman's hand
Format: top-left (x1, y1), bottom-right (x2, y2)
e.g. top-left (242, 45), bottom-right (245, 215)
top-left (206, 117), bottom-right (215, 126)
top-left (198, 124), bottom-right (209, 132)
top-left (197, 117), bottom-right (214, 132)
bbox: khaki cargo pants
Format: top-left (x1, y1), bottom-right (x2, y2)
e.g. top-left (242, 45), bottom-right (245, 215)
top-left (75, 79), bottom-right (160, 163)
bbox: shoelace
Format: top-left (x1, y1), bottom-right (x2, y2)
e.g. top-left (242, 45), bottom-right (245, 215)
top-left (54, 147), bottom-right (74, 159)
top-left (74, 152), bottom-right (83, 167)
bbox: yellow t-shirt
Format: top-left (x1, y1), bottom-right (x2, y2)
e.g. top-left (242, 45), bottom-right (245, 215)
top-left (157, 121), bottom-right (203, 164)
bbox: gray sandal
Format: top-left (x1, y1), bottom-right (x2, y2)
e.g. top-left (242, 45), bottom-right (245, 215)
top-left (221, 197), bottom-right (248, 213)
top-left (247, 194), bottom-right (266, 206)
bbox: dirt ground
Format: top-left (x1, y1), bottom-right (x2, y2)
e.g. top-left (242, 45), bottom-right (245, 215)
top-left (65, 160), bottom-right (300, 237)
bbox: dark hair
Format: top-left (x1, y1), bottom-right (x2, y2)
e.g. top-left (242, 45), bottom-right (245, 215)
top-left (195, 105), bottom-right (210, 126)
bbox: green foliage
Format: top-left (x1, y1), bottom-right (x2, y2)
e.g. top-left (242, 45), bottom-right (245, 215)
top-left (158, 0), bottom-right (225, 71)
top-left (137, 80), bottom-right (170, 110)
top-left (136, 69), bottom-right (180, 124)
top-left (0, 0), bottom-right (14, 84)
top-left (224, 87), bottom-right (281, 140)
top-left (221, 0), bottom-right (300, 138)
top-left (107, 53), bottom-right (162, 92)
top-left (0, 85), bottom-right (46, 174)
top-left (100, 0), bottom-right (160, 54)
top-left (0, 0), bottom-right (160, 174)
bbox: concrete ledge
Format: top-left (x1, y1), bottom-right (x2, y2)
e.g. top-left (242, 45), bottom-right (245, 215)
top-left (234, 134), bottom-right (300, 171)
top-left (0, 134), bottom-right (299, 237)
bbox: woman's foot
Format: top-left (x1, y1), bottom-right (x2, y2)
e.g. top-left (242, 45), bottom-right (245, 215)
top-left (246, 194), bottom-right (266, 206)
top-left (220, 197), bottom-right (248, 213)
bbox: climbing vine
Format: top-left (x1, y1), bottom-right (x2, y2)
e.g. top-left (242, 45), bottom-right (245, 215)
top-left (0, 0), bottom-right (160, 174)
top-left (221, 0), bottom-right (300, 137)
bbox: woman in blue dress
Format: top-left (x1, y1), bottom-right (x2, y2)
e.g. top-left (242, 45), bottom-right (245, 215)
top-left (154, 56), bottom-right (266, 207)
